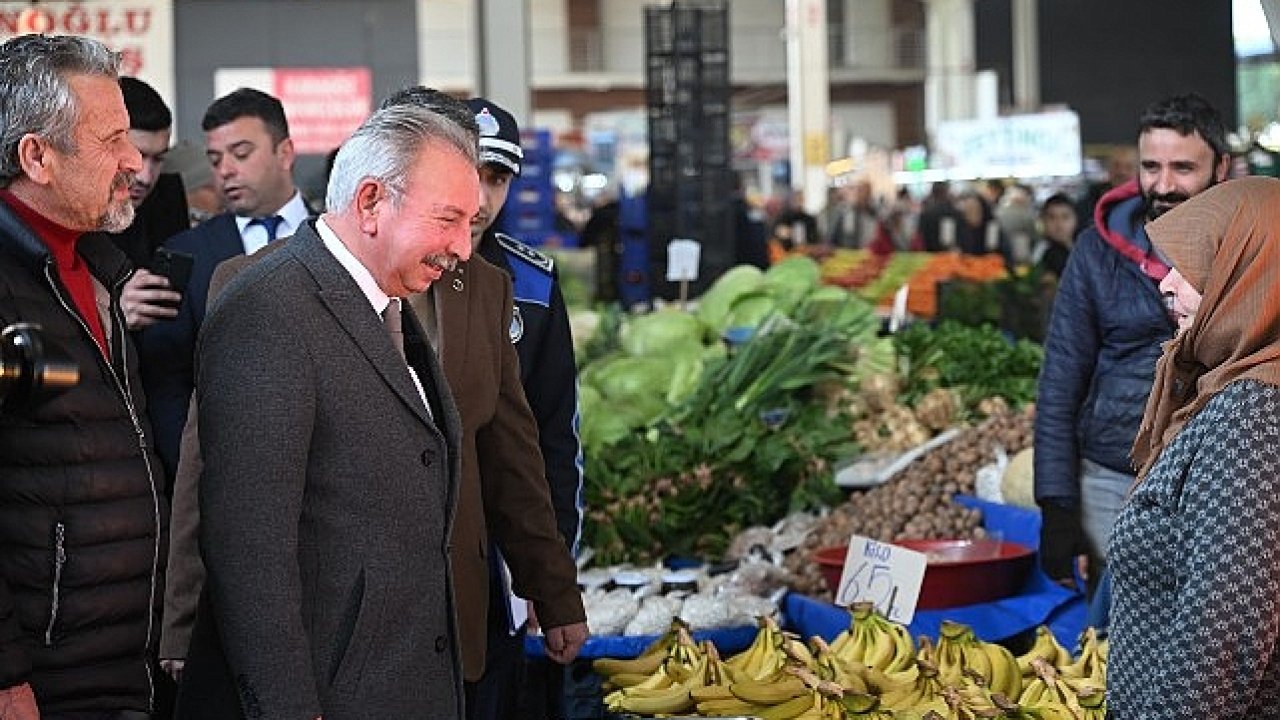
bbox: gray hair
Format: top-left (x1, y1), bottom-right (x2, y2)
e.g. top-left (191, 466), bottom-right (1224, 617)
top-left (326, 104), bottom-right (478, 213)
top-left (0, 34), bottom-right (121, 187)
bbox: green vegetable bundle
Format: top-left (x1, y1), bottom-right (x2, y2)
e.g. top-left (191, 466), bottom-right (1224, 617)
top-left (583, 290), bottom-right (880, 564)
top-left (893, 320), bottom-right (1043, 412)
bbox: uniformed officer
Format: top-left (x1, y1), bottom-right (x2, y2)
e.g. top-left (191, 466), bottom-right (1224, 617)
top-left (464, 97), bottom-right (584, 720)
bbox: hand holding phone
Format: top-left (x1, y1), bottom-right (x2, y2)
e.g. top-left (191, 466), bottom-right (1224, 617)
top-left (122, 260), bottom-right (186, 331)
top-left (150, 247), bottom-right (195, 294)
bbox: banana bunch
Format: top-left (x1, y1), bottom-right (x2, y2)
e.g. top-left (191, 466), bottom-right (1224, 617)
top-left (829, 602), bottom-right (916, 674)
top-left (591, 616), bottom-right (689, 684)
top-left (937, 683), bottom-right (1003, 720)
top-left (1014, 626), bottom-right (1072, 678)
top-left (933, 620), bottom-right (1022, 701)
top-left (983, 691), bottom-right (1079, 720)
top-left (724, 614), bottom-right (790, 681)
top-left (811, 636), bottom-right (873, 695)
top-left (871, 657), bottom-right (949, 714)
top-left (1017, 658), bottom-right (1083, 719)
top-left (702, 666), bottom-right (851, 720)
top-left (1057, 627), bottom-right (1105, 693)
top-left (602, 627), bottom-right (706, 715)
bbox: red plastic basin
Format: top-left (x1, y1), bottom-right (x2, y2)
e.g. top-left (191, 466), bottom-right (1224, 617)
top-left (812, 538), bottom-right (1034, 610)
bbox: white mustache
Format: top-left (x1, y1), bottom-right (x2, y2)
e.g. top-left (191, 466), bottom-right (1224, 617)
top-left (426, 255), bottom-right (457, 272)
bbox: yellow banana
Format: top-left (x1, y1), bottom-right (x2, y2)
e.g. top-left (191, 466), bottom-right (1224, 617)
top-left (1018, 676), bottom-right (1048, 706)
top-left (690, 683), bottom-right (735, 702)
top-left (756, 691), bottom-right (818, 720)
top-left (591, 648), bottom-right (665, 678)
top-left (729, 672), bottom-right (808, 705)
top-left (610, 685), bottom-right (693, 715)
top-left (591, 618), bottom-right (688, 677)
top-left (1076, 683), bottom-right (1107, 720)
top-left (603, 671), bottom-right (652, 689)
top-left (727, 616), bottom-right (777, 673)
top-left (960, 641), bottom-right (993, 685)
top-left (697, 696), bottom-right (769, 716)
top-left (829, 627), bottom-right (853, 657)
top-left (1015, 626), bottom-right (1065, 677)
top-left (784, 633), bottom-right (818, 670)
top-left (878, 659), bottom-right (946, 712)
top-left (954, 676), bottom-right (999, 716)
top-left (864, 624), bottom-right (897, 672)
top-left (980, 640), bottom-right (1023, 701)
top-left (884, 621), bottom-right (917, 674)
top-left (1022, 701), bottom-right (1079, 720)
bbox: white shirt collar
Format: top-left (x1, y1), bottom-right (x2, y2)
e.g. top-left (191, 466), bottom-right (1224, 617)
top-left (315, 215), bottom-right (392, 316)
top-left (236, 191), bottom-right (310, 254)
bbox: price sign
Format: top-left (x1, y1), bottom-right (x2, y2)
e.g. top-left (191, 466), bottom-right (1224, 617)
top-left (666, 239), bottom-right (701, 282)
top-left (833, 535), bottom-right (927, 625)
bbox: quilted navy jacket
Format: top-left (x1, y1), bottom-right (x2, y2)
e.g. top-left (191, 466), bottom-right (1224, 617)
top-left (1033, 183), bottom-right (1176, 504)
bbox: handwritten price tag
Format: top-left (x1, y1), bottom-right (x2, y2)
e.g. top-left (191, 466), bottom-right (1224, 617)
top-left (833, 535), bottom-right (927, 625)
top-left (666, 239), bottom-right (701, 282)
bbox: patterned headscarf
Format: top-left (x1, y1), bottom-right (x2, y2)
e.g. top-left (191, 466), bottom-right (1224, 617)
top-left (1132, 176), bottom-right (1280, 481)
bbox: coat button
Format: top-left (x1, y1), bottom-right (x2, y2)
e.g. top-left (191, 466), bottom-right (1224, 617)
top-left (421, 449), bottom-right (435, 467)
top-left (435, 635), bottom-right (448, 653)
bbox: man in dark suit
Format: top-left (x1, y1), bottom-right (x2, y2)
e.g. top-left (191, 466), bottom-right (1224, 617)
top-left (184, 103), bottom-right (482, 719)
top-left (163, 90), bottom-right (588, 715)
top-left (135, 87), bottom-right (310, 489)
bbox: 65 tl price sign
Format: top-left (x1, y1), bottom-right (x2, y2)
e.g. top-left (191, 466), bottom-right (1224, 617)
top-left (833, 536), bottom-right (927, 625)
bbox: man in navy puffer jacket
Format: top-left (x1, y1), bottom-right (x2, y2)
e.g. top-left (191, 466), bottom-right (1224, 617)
top-left (1034, 94), bottom-right (1230, 600)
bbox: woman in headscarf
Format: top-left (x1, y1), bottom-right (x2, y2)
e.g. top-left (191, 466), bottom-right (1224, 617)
top-left (1108, 176), bottom-right (1280, 718)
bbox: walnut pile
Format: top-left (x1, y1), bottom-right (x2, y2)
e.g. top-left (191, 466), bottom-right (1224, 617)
top-left (785, 404), bottom-right (1036, 600)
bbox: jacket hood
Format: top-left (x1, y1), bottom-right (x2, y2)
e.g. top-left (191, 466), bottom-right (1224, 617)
top-left (1093, 179), bottom-right (1168, 280)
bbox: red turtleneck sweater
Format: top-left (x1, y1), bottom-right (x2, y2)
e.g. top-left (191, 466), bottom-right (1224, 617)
top-left (1, 190), bottom-right (109, 355)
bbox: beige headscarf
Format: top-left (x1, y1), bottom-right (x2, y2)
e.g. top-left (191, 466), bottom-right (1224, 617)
top-left (1131, 176), bottom-right (1280, 481)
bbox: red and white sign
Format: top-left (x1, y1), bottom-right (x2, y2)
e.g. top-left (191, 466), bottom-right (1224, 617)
top-left (216, 67), bottom-right (372, 155)
top-left (0, 1), bottom-right (175, 117)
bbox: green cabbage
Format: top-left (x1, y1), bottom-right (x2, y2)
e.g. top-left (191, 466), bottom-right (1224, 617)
top-left (619, 309), bottom-right (705, 358)
top-left (724, 291), bottom-right (778, 330)
top-left (763, 255), bottom-right (821, 310)
top-left (696, 265), bottom-right (765, 334)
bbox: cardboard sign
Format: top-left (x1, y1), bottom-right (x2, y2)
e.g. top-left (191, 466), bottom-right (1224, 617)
top-left (833, 535), bottom-right (927, 625)
top-left (666, 239), bottom-right (701, 282)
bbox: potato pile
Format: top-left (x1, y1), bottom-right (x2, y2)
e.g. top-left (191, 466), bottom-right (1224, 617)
top-left (786, 402), bottom-right (1036, 599)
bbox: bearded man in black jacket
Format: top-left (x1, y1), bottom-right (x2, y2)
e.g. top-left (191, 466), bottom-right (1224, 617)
top-left (0, 34), bottom-right (165, 719)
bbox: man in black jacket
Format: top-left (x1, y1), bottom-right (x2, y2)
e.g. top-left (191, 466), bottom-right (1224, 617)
top-left (0, 34), bottom-right (165, 718)
top-left (1034, 94), bottom-right (1229, 601)
top-left (108, 76), bottom-right (190, 271)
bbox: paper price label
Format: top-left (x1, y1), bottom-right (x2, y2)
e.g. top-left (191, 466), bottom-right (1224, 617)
top-left (833, 535), bottom-right (927, 625)
top-left (666, 239), bottom-right (701, 282)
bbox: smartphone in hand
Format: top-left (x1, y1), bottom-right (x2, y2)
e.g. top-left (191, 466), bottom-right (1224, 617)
top-left (150, 247), bottom-right (195, 294)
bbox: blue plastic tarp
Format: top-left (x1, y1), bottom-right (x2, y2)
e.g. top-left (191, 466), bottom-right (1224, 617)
top-left (524, 495), bottom-right (1089, 659)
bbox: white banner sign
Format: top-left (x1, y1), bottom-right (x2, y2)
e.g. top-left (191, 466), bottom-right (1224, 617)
top-left (934, 111), bottom-right (1083, 179)
top-left (0, 2), bottom-right (175, 124)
